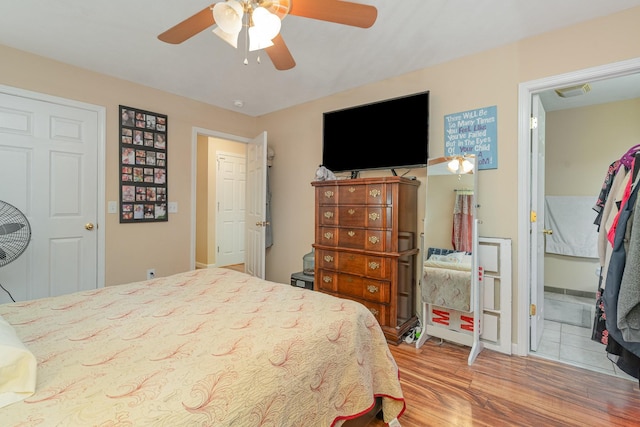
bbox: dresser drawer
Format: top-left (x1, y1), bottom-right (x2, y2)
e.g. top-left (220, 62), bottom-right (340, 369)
top-left (317, 249), bottom-right (338, 270)
top-left (334, 272), bottom-right (390, 304)
top-left (336, 252), bottom-right (391, 279)
top-left (337, 182), bottom-right (393, 205)
top-left (317, 227), bottom-right (338, 246)
top-left (317, 270), bottom-right (390, 304)
top-left (319, 206), bottom-right (338, 225)
top-left (338, 184), bottom-right (367, 204)
top-left (317, 185), bottom-right (338, 205)
top-left (337, 206), bottom-right (391, 228)
top-left (316, 269), bottom-right (337, 292)
top-left (334, 228), bottom-right (392, 251)
top-left (364, 229), bottom-right (392, 252)
top-left (337, 227), bottom-right (366, 249)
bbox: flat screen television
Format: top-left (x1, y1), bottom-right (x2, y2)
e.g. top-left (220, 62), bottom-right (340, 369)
top-left (322, 91), bottom-right (429, 175)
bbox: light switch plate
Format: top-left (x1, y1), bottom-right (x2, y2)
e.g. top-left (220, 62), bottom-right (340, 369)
top-left (108, 201), bottom-right (117, 214)
top-left (168, 202), bottom-right (178, 213)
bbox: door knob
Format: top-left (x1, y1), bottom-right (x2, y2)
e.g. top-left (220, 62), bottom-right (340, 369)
top-left (85, 223), bottom-right (95, 230)
top-left (543, 229), bottom-right (553, 235)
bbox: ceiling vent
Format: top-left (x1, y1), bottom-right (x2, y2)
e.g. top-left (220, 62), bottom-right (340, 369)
top-left (555, 83), bottom-right (591, 98)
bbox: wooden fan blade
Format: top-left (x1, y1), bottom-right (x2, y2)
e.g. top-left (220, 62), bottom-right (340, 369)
top-left (289, 0), bottom-right (377, 28)
top-left (265, 34), bottom-right (296, 70)
top-left (158, 5), bottom-right (217, 44)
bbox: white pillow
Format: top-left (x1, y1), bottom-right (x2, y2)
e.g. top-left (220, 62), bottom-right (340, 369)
top-left (0, 314), bottom-right (37, 408)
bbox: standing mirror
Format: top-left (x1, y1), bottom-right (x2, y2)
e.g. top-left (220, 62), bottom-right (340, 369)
top-left (415, 154), bottom-right (482, 364)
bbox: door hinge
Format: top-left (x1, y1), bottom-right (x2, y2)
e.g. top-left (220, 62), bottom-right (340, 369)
top-left (530, 210), bottom-right (537, 223)
top-left (530, 304), bottom-right (537, 316)
top-left (530, 116), bottom-right (538, 130)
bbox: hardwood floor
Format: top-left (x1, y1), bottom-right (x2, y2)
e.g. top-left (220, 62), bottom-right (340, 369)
top-left (370, 340), bottom-right (640, 426)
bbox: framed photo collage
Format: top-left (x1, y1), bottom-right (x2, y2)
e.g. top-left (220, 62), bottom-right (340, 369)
top-left (119, 105), bottom-right (168, 223)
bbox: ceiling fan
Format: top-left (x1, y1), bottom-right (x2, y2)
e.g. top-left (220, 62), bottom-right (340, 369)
top-left (158, 0), bottom-right (377, 71)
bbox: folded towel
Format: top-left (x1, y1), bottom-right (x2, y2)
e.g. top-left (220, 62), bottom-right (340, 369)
top-left (0, 315), bottom-right (37, 408)
top-left (544, 196), bottom-right (598, 258)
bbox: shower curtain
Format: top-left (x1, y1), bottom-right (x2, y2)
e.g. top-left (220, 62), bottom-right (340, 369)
top-left (452, 191), bottom-right (473, 252)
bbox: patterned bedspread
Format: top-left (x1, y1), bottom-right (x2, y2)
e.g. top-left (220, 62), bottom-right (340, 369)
top-left (0, 268), bottom-right (405, 426)
top-left (422, 260), bottom-right (472, 312)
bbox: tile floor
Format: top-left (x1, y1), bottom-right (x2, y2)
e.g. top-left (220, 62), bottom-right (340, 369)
top-left (531, 292), bottom-right (636, 381)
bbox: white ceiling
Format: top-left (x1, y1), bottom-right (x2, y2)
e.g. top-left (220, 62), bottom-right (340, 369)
top-left (2, 1), bottom-right (640, 116)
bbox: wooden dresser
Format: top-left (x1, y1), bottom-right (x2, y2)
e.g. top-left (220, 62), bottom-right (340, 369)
top-left (312, 176), bottom-right (420, 344)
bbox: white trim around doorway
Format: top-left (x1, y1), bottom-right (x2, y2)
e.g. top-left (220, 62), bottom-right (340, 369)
top-left (516, 57), bottom-right (640, 356)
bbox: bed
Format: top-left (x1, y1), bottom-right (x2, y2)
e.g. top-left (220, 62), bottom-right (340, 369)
top-left (0, 268), bottom-right (405, 426)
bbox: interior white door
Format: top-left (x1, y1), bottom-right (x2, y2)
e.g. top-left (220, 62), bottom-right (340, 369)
top-left (245, 132), bottom-right (267, 279)
top-left (216, 152), bottom-right (246, 267)
top-left (0, 91), bottom-right (100, 302)
top-left (530, 94), bottom-right (547, 351)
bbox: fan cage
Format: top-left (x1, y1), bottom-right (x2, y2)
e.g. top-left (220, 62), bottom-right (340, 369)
top-left (0, 200), bottom-right (32, 268)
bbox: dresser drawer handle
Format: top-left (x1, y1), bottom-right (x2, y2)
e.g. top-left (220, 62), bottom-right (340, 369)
top-left (368, 212), bottom-right (379, 221)
top-left (324, 211), bottom-right (334, 219)
top-left (348, 231), bottom-right (355, 237)
top-left (348, 209), bottom-right (355, 215)
top-left (324, 232), bottom-right (334, 240)
top-left (323, 276), bottom-right (332, 283)
top-left (367, 285), bottom-right (379, 293)
top-left (368, 236), bottom-right (379, 244)
top-left (369, 308), bottom-right (379, 316)
top-left (324, 190), bottom-right (334, 199)
top-left (369, 189), bottom-right (381, 198)
top-left (323, 255), bottom-right (334, 262)
top-left (348, 187), bottom-right (356, 193)
top-left (368, 262), bottom-right (380, 270)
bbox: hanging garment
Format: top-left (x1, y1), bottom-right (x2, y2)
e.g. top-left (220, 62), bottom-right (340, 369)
top-left (597, 167), bottom-right (629, 268)
top-left (452, 191), bottom-right (473, 252)
top-left (606, 169), bottom-right (634, 246)
top-left (602, 172), bottom-right (640, 358)
top-left (618, 157), bottom-right (640, 341)
top-left (593, 159), bottom-right (621, 229)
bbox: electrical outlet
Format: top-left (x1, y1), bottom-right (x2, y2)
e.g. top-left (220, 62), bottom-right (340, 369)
top-left (147, 269), bottom-right (156, 280)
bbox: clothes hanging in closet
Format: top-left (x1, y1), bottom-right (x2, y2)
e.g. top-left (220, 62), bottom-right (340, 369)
top-left (592, 148), bottom-right (640, 380)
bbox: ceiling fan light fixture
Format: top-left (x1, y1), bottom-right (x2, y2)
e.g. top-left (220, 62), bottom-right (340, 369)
top-left (248, 26), bottom-right (275, 51)
top-left (461, 159), bottom-right (474, 173)
top-left (252, 7), bottom-right (281, 38)
top-left (446, 156), bottom-right (475, 174)
top-left (248, 7), bottom-right (280, 51)
top-left (447, 159), bottom-right (461, 173)
top-left (212, 26), bottom-right (240, 48)
top-left (212, 0), bottom-right (244, 34)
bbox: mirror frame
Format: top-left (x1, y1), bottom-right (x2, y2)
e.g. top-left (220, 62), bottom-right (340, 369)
top-left (419, 154), bottom-right (483, 364)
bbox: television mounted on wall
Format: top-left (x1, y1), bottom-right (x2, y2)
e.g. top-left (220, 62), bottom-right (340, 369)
top-left (322, 91), bottom-right (429, 176)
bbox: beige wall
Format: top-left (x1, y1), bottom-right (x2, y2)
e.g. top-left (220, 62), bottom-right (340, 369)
top-left (2, 6), bottom-right (640, 349)
top-left (544, 98), bottom-right (640, 292)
